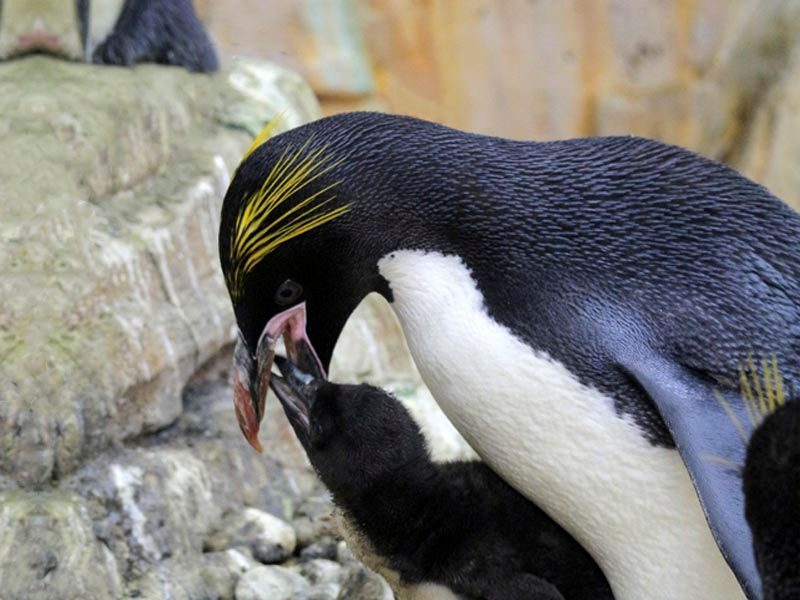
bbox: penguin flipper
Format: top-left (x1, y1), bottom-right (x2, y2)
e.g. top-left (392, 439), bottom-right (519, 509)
top-left (621, 353), bottom-right (762, 600)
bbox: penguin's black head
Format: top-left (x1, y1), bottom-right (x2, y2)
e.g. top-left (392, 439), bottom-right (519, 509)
top-left (743, 399), bottom-right (800, 599)
top-left (218, 114), bottom-right (419, 451)
top-left (219, 112), bottom-right (483, 451)
top-left (270, 351), bottom-right (429, 496)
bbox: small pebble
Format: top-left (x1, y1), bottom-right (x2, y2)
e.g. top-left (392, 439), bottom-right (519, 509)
top-left (336, 541), bottom-right (357, 565)
top-left (307, 581), bottom-right (341, 600)
top-left (337, 565), bottom-right (394, 600)
top-left (235, 565), bottom-right (308, 600)
top-left (206, 508), bottom-right (297, 564)
top-left (294, 558), bottom-right (343, 585)
top-left (293, 497), bottom-right (338, 548)
top-left (300, 537), bottom-right (339, 561)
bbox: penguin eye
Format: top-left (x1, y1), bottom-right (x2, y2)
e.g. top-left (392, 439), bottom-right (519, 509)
top-left (275, 279), bottom-right (303, 306)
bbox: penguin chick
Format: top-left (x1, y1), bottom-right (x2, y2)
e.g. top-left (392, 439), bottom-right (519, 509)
top-left (744, 399), bottom-right (800, 600)
top-left (270, 353), bottom-right (614, 600)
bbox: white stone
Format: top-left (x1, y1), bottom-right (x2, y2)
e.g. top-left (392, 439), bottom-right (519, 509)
top-left (235, 565), bottom-right (308, 600)
top-left (207, 507), bottom-right (297, 564)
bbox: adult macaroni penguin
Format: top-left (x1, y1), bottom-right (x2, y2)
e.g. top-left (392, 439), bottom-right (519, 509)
top-left (218, 112), bottom-right (800, 600)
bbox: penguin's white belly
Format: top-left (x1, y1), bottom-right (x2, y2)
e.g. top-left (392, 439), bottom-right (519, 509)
top-left (378, 250), bottom-right (745, 600)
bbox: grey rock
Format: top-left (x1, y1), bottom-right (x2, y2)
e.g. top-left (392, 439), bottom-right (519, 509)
top-left (127, 549), bottom-right (255, 600)
top-left (67, 448), bottom-right (218, 571)
top-left (299, 537), bottom-right (340, 561)
top-left (206, 507), bottom-right (297, 565)
top-left (0, 55), bottom-right (320, 488)
top-left (0, 55), bottom-right (326, 600)
top-left (329, 294), bottom-right (420, 385)
top-left (235, 565), bottom-right (309, 600)
top-left (308, 581), bottom-right (343, 600)
top-left (293, 516), bottom-right (319, 549)
top-left (292, 495), bottom-right (338, 549)
top-left (229, 545), bottom-right (257, 562)
top-left (337, 565), bottom-right (394, 600)
top-left (0, 491), bottom-right (123, 600)
top-left (294, 558), bottom-right (344, 585)
top-left (221, 58), bottom-right (322, 136)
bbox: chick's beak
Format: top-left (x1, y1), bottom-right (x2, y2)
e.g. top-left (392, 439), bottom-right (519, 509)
top-left (270, 354), bottom-right (324, 438)
top-left (231, 302), bottom-right (325, 452)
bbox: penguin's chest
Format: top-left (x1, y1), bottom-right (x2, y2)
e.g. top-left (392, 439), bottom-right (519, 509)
top-left (377, 250), bottom-right (745, 600)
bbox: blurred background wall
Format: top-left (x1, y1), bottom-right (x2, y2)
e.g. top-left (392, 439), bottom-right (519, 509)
top-left (196, 0), bottom-right (800, 209)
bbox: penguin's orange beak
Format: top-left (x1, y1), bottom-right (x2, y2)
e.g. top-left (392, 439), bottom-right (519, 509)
top-left (232, 302), bottom-right (325, 452)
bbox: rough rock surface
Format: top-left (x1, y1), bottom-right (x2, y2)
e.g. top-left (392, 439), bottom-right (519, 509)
top-left (0, 491), bottom-right (124, 599)
top-left (127, 549), bottom-right (255, 600)
top-left (0, 56), bottom-right (318, 488)
top-left (2, 338), bottom-right (464, 599)
top-left (235, 565), bottom-right (309, 600)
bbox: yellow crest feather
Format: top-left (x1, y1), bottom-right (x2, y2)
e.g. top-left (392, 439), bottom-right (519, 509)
top-left (242, 112), bottom-right (286, 161)
top-left (715, 354), bottom-right (787, 444)
top-left (227, 135), bottom-right (349, 298)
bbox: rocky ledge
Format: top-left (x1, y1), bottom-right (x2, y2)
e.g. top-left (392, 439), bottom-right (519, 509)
top-left (0, 345), bottom-right (471, 599)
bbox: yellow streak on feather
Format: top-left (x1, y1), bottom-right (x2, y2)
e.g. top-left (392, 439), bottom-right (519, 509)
top-left (762, 357), bottom-right (776, 415)
top-left (718, 355), bottom-right (786, 441)
top-left (228, 136), bottom-right (349, 298)
top-left (739, 364), bottom-right (758, 428)
top-left (748, 354), bottom-right (767, 418)
top-left (242, 112), bottom-right (285, 161)
top-left (709, 355), bottom-right (788, 470)
top-left (715, 389), bottom-right (749, 444)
